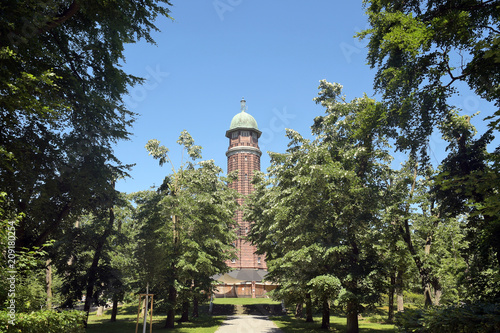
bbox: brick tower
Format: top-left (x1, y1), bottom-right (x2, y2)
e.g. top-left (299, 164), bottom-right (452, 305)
top-left (225, 98), bottom-right (266, 270)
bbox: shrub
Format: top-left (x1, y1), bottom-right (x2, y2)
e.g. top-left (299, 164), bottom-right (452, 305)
top-left (403, 291), bottom-right (425, 306)
top-left (395, 302), bottom-right (500, 333)
top-left (0, 309), bottom-right (86, 333)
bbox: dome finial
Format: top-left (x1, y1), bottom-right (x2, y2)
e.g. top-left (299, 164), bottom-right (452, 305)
top-left (240, 97), bottom-right (247, 112)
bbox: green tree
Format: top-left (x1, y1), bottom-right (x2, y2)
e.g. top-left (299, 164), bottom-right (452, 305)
top-left (138, 131), bottom-right (238, 328)
top-left (52, 190), bottom-right (133, 323)
top-left (248, 81), bottom-right (392, 332)
top-left (0, 0), bottom-right (172, 253)
top-left (360, 0), bottom-right (500, 304)
top-left (359, 0), bottom-right (500, 156)
top-left (434, 112), bottom-right (500, 301)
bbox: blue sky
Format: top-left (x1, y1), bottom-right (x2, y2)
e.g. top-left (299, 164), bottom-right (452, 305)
top-left (114, 1), bottom-right (496, 194)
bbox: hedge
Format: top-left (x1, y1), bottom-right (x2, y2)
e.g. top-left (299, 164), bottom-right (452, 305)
top-left (0, 309), bottom-right (85, 333)
top-left (395, 302), bottom-right (500, 333)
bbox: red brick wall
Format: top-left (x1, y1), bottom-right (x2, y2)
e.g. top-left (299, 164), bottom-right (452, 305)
top-left (214, 283), bottom-right (276, 298)
top-left (226, 129), bottom-right (267, 270)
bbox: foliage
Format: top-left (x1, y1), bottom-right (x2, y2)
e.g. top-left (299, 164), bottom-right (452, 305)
top-left (247, 81), bottom-right (392, 331)
top-left (1, 1), bottom-right (173, 316)
top-left (433, 111), bottom-right (500, 302)
top-left (51, 193), bottom-right (135, 313)
top-left (136, 131), bottom-right (238, 326)
top-left (0, 310), bottom-right (85, 333)
top-left (0, 195), bottom-right (56, 310)
top-left (11, 265), bottom-right (64, 312)
top-left (394, 303), bottom-right (500, 333)
top-left (359, 0), bottom-right (500, 158)
top-left (0, 0), bottom-right (172, 253)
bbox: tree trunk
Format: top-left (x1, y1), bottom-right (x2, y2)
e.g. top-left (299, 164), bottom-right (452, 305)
top-left (305, 293), bottom-right (313, 322)
top-left (192, 295), bottom-right (199, 318)
top-left (321, 299), bottom-right (330, 329)
top-left (46, 259), bottom-right (52, 309)
top-left (165, 214), bottom-right (179, 328)
top-left (398, 164), bottom-right (441, 308)
top-left (96, 306), bottom-right (104, 316)
top-left (32, 203), bottom-right (72, 248)
top-left (396, 269), bottom-right (404, 312)
top-left (388, 273), bottom-right (395, 322)
top-left (165, 285), bottom-right (176, 328)
top-left (179, 301), bottom-right (189, 322)
top-left (110, 297), bottom-right (118, 322)
top-left (434, 289), bottom-right (442, 305)
top-left (84, 206), bottom-right (115, 314)
top-left (346, 301), bottom-right (359, 333)
top-left (424, 285), bottom-right (433, 307)
top-left (295, 302), bottom-right (303, 318)
top-left (429, 278), bottom-right (442, 306)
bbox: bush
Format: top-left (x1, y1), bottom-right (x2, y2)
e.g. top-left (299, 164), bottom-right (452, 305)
top-left (0, 309), bottom-right (86, 333)
top-left (403, 291), bottom-right (425, 305)
top-left (395, 302), bottom-right (500, 333)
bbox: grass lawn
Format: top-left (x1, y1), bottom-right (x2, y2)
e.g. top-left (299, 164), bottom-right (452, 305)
top-left (271, 315), bottom-right (397, 333)
top-left (86, 299), bottom-right (397, 333)
top-left (85, 304), bottom-right (225, 333)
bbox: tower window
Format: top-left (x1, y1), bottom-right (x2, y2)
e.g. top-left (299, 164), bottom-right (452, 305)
top-left (257, 257), bottom-right (261, 264)
top-left (232, 131), bottom-right (238, 138)
top-left (242, 131), bottom-right (250, 137)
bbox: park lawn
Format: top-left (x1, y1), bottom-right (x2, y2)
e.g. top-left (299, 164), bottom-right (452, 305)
top-left (86, 300), bottom-right (399, 332)
top-left (271, 315), bottom-right (397, 333)
top-left (85, 304), bottom-right (225, 333)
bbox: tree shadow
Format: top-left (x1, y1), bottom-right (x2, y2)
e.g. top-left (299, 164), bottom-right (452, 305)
top-left (243, 304), bottom-right (285, 316)
top-left (211, 303), bottom-right (237, 316)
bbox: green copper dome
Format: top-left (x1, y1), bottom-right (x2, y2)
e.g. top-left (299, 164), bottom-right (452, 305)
top-left (229, 111), bottom-right (259, 130)
top-left (226, 98), bottom-right (262, 139)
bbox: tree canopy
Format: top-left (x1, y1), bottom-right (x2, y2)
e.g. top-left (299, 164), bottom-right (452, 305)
top-left (247, 81), bottom-right (392, 332)
top-left (359, 0), bottom-right (500, 159)
top-left (139, 131), bottom-right (238, 327)
top-left (0, 0), bottom-right (172, 251)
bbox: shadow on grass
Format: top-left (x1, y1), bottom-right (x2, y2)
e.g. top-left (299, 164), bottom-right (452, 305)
top-left (87, 315), bottom-right (226, 333)
top-left (210, 304), bottom-right (236, 316)
top-left (242, 304), bottom-right (285, 316)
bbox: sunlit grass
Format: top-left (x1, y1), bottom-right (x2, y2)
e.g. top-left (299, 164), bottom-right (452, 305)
top-left (271, 315), bottom-right (397, 333)
top-left (85, 300), bottom-right (400, 332)
top-left (85, 304), bottom-right (225, 333)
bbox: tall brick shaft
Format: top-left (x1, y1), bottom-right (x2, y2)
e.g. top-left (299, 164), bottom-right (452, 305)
top-left (225, 98), bottom-right (267, 270)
